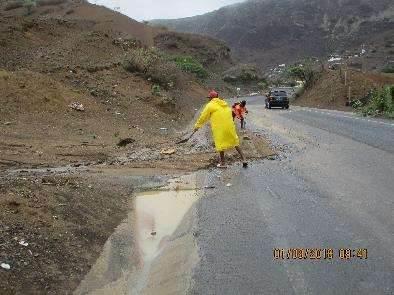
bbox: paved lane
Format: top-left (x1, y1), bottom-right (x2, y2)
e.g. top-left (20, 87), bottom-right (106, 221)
top-left (282, 108), bottom-right (394, 153)
top-left (191, 102), bottom-right (394, 294)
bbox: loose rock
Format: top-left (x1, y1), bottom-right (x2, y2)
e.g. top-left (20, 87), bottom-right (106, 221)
top-left (160, 148), bottom-right (176, 155)
top-left (117, 138), bottom-right (135, 147)
top-left (68, 102), bottom-right (85, 112)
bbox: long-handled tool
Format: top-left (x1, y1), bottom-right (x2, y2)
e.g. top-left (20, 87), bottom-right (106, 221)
top-left (176, 130), bottom-right (196, 144)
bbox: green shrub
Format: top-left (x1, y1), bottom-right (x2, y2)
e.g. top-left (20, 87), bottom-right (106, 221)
top-left (4, 1), bottom-right (24, 11)
top-left (382, 66), bottom-right (394, 73)
top-left (351, 99), bottom-right (363, 109)
top-left (357, 85), bottom-right (394, 118)
top-left (36, 0), bottom-right (66, 6)
top-left (223, 75), bottom-right (237, 83)
top-left (287, 60), bottom-right (320, 89)
top-left (123, 48), bottom-right (154, 73)
top-left (173, 56), bottom-right (208, 79)
top-left (123, 48), bottom-right (180, 89)
top-left (257, 80), bottom-right (268, 90)
top-left (2, 0), bottom-right (64, 14)
top-left (221, 64), bottom-right (261, 85)
top-left (24, 0), bottom-right (35, 15)
top-left (239, 69), bottom-right (259, 82)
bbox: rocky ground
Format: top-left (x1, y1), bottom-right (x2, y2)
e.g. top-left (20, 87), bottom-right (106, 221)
top-left (0, 171), bottom-right (132, 294)
top-left (294, 68), bottom-right (394, 111)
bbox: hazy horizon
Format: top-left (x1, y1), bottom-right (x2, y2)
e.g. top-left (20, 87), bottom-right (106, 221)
top-left (88, 0), bottom-right (244, 21)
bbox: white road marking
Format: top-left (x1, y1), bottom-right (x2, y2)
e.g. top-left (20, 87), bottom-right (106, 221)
top-left (298, 108), bottom-right (394, 127)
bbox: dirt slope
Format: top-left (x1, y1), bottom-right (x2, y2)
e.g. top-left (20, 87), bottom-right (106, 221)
top-left (0, 0), bottom-right (225, 169)
top-left (294, 68), bottom-right (394, 110)
top-left (1, 0), bottom-right (157, 45)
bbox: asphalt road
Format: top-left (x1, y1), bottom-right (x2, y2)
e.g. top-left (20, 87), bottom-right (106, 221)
top-left (191, 97), bottom-right (394, 294)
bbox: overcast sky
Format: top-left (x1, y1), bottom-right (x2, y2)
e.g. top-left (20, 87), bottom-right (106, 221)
top-left (89, 0), bottom-right (244, 21)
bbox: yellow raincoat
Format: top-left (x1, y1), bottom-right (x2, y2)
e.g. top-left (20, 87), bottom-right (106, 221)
top-left (194, 98), bottom-right (240, 152)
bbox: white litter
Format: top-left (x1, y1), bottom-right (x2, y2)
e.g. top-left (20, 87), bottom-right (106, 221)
top-left (226, 183), bottom-right (232, 187)
top-left (19, 240), bottom-right (29, 247)
top-left (1, 263), bottom-right (11, 270)
top-left (160, 148), bottom-right (176, 155)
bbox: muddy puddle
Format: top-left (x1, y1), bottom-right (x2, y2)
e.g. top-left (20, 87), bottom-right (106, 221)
top-left (75, 174), bottom-right (200, 295)
top-left (134, 187), bottom-right (199, 263)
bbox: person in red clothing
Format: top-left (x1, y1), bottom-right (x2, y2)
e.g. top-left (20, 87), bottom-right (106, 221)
top-left (232, 100), bottom-right (248, 129)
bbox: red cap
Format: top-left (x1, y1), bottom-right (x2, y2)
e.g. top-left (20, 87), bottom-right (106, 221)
top-left (208, 90), bottom-right (218, 99)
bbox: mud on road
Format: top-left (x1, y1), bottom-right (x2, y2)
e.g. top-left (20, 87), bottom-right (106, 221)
top-left (0, 126), bottom-right (274, 294)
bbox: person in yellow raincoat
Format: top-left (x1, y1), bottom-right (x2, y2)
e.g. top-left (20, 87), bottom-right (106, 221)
top-left (191, 90), bottom-right (248, 168)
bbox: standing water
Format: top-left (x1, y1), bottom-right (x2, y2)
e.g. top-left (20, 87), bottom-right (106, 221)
top-left (75, 174), bottom-right (200, 295)
top-left (134, 187), bottom-right (199, 263)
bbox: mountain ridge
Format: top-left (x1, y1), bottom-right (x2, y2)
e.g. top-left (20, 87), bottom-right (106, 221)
top-left (152, 0), bottom-right (394, 69)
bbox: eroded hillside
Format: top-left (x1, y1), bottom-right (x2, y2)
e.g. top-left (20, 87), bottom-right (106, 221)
top-left (0, 0), bottom-right (235, 169)
top-left (152, 0), bottom-right (394, 69)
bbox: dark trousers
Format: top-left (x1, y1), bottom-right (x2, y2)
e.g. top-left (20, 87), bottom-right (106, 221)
top-left (240, 118), bottom-right (245, 129)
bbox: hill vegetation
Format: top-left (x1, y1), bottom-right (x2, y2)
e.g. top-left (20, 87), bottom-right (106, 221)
top-left (355, 85), bottom-right (394, 118)
top-left (293, 67), bottom-right (394, 113)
